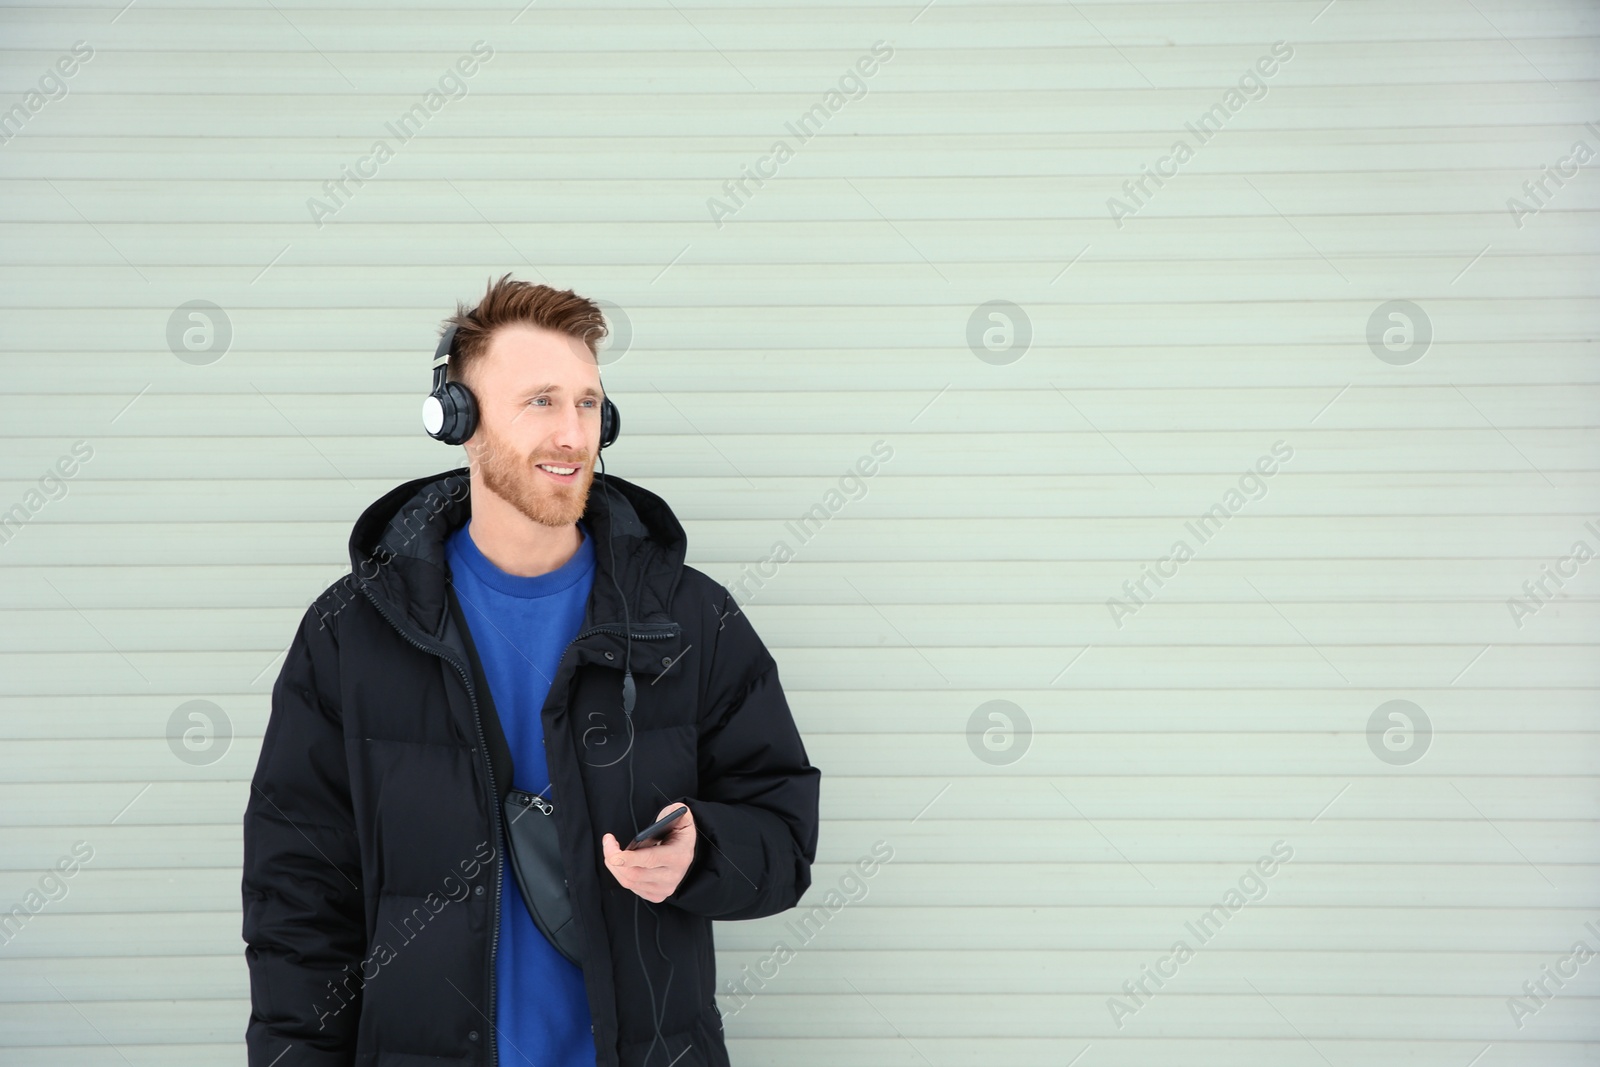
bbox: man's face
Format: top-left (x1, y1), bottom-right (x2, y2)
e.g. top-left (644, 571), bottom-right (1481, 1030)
top-left (464, 323), bottom-right (604, 529)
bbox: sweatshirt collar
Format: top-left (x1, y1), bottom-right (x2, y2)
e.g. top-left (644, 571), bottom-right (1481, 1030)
top-left (446, 518), bottom-right (595, 600)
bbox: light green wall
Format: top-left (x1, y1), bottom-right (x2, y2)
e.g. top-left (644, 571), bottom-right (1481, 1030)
top-left (1, 1), bottom-right (1597, 1063)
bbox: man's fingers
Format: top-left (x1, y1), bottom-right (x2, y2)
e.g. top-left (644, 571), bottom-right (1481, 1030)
top-left (600, 808), bottom-right (693, 904)
top-left (607, 860), bottom-right (680, 902)
top-left (613, 847), bottom-right (672, 871)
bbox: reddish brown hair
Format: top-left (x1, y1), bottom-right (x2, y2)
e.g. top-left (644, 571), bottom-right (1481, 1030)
top-left (442, 273), bottom-right (608, 386)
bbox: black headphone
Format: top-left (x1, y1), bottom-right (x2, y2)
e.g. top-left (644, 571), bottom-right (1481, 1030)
top-left (422, 322), bottom-right (620, 449)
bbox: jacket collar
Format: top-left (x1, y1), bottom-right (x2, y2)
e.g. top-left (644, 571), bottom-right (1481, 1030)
top-left (348, 466), bottom-right (687, 666)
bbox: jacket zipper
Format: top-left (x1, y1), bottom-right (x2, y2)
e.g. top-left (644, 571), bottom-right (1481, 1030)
top-left (358, 581), bottom-right (680, 1065)
top-left (576, 623), bottom-right (680, 642)
top-left (519, 791), bottom-right (553, 815)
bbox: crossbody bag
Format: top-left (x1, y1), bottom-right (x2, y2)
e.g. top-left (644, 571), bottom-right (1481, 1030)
top-left (502, 788), bottom-right (584, 966)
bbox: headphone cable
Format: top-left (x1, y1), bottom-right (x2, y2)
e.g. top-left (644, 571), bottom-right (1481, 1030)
top-left (597, 449), bottom-right (673, 1067)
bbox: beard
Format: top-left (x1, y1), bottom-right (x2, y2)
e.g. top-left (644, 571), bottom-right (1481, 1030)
top-left (474, 420), bottom-right (594, 529)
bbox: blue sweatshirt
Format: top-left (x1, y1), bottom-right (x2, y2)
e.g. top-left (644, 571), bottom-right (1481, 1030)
top-left (445, 518), bottom-right (598, 1067)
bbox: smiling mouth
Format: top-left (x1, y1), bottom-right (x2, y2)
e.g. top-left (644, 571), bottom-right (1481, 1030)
top-left (535, 462), bottom-right (582, 482)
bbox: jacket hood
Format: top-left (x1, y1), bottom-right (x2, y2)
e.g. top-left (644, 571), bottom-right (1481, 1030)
top-left (347, 466), bottom-right (687, 652)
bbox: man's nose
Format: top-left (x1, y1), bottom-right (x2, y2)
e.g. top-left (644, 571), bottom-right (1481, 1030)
top-left (550, 402), bottom-right (588, 453)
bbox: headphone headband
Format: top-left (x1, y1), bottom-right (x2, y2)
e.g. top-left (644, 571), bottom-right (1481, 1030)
top-left (430, 324), bottom-right (457, 396)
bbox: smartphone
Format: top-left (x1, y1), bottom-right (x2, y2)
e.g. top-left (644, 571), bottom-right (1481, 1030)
top-left (623, 805), bottom-right (688, 850)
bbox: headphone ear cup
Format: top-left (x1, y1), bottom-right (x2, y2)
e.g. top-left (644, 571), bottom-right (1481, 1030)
top-left (600, 397), bottom-right (620, 450)
top-left (438, 381), bottom-right (479, 446)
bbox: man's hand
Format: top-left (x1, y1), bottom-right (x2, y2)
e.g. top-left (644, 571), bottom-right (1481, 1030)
top-left (602, 803), bottom-right (696, 904)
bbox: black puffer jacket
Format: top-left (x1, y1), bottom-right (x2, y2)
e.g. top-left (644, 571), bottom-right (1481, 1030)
top-left (242, 467), bottom-right (821, 1067)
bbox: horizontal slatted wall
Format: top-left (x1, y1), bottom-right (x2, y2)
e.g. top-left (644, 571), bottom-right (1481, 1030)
top-left (1, 0), bottom-right (1597, 1063)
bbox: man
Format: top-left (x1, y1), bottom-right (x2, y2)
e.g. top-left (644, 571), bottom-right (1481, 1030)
top-left (242, 275), bottom-right (821, 1067)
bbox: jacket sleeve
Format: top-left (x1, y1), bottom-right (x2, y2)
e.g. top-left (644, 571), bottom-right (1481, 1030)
top-left (241, 590), bottom-right (366, 1066)
top-left (663, 585), bottom-right (820, 920)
